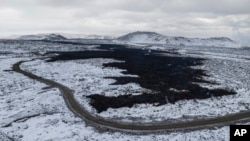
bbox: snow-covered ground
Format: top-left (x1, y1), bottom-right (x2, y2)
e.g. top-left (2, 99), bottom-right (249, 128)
top-left (20, 48), bottom-right (250, 124)
top-left (0, 40), bottom-right (92, 54)
top-left (1, 40), bottom-right (250, 141)
top-left (0, 55), bottom-right (234, 141)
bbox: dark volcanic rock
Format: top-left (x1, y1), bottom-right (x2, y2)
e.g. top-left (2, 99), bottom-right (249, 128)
top-left (48, 44), bottom-right (236, 113)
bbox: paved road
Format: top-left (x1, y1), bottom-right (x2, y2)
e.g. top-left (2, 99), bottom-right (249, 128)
top-left (13, 60), bottom-right (250, 131)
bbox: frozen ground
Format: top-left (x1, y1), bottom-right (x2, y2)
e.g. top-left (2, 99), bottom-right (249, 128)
top-left (1, 40), bottom-right (250, 141)
top-left (0, 55), bottom-right (234, 141)
top-left (20, 48), bottom-right (250, 124)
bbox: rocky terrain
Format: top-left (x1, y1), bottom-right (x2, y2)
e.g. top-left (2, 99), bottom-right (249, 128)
top-left (0, 35), bottom-right (249, 141)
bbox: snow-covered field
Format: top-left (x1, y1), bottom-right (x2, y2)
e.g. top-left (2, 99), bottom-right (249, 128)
top-left (1, 40), bottom-right (250, 141)
top-left (20, 47), bottom-right (250, 124)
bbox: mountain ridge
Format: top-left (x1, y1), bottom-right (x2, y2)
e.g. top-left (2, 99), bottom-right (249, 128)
top-left (116, 31), bottom-right (240, 48)
top-left (18, 33), bottom-right (67, 40)
top-left (16, 31), bottom-right (241, 48)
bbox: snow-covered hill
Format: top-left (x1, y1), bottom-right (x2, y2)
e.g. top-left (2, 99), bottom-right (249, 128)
top-left (116, 31), bottom-right (241, 48)
top-left (56, 33), bottom-right (115, 40)
top-left (16, 32), bottom-right (241, 48)
top-left (18, 34), bottom-right (67, 41)
top-left (17, 33), bottom-right (116, 41)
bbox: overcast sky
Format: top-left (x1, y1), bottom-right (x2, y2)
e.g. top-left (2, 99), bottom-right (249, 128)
top-left (0, 0), bottom-right (249, 45)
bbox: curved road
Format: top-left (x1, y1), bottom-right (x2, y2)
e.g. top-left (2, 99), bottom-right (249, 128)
top-left (13, 60), bottom-right (250, 131)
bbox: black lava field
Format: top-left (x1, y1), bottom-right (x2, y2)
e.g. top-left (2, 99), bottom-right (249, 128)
top-left (48, 44), bottom-right (236, 113)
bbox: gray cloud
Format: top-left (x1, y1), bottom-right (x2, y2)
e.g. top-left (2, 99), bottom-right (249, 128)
top-left (0, 0), bottom-right (249, 45)
top-left (159, 0), bottom-right (250, 15)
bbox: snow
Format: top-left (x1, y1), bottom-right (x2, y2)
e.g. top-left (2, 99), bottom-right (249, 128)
top-left (13, 31), bottom-right (241, 48)
top-left (19, 47), bottom-right (250, 124)
top-left (18, 34), bottom-right (67, 40)
top-left (57, 33), bottom-right (116, 40)
top-left (0, 56), bottom-right (234, 141)
top-left (1, 39), bottom-right (249, 141)
top-left (15, 33), bottom-right (116, 40)
top-left (116, 31), bottom-right (241, 48)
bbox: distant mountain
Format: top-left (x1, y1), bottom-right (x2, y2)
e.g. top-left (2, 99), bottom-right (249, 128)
top-left (116, 31), bottom-right (240, 48)
top-left (84, 35), bottom-right (115, 40)
top-left (16, 32), bottom-right (241, 48)
top-left (18, 34), bottom-right (67, 41)
top-left (58, 33), bottom-right (115, 40)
